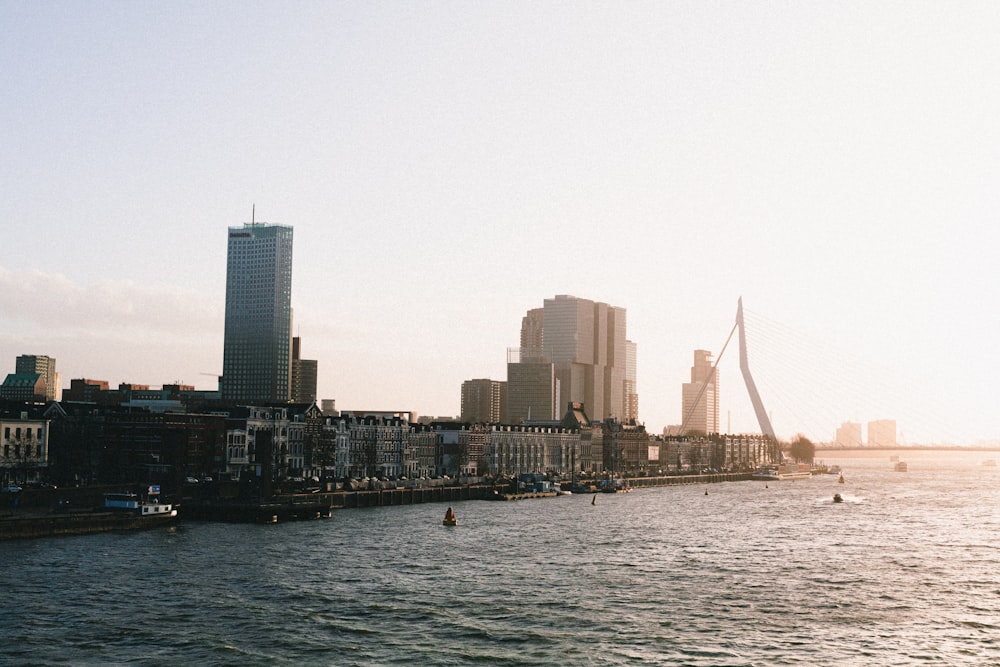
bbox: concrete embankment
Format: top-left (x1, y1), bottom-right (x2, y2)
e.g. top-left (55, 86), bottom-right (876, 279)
top-left (0, 510), bottom-right (177, 540)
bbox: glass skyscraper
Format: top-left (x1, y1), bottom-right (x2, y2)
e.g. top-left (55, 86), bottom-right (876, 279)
top-left (222, 222), bottom-right (294, 404)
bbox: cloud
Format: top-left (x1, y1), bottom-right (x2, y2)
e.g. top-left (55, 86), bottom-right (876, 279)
top-left (0, 266), bottom-right (221, 340)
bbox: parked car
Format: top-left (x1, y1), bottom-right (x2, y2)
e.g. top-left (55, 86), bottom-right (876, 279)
top-left (2, 485), bottom-right (23, 494)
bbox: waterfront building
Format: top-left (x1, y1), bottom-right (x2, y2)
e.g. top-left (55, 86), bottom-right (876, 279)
top-left (680, 349), bottom-right (719, 435)
top-left (836, 421), bottom-right (863, 448)
top-left (15, 355), bottom-right (59, 401)
top-left (290, 337), bottom-right (318, 404)
top-left (602, 419), bottom-right (651, 474)
top-left (487, 424), bottom-right (580, 477)
top-left (460, 379), bottom-right (507, 424)
top-left (0, 414), bottom-right (49, 486)
top-left (222, 221), bottom-right (294, 404)
top-left (224, 406), bottom-right (294, 491)
top-left (868, 419), bottom-right (897, 448)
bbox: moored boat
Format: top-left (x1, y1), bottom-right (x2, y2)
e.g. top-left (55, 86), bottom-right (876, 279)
top-left (104, 486), bottom-right (177, 519)
top-left (893, 461), bottom-right (908, 472)
top-left (752, 463), bottom-right (811, 481)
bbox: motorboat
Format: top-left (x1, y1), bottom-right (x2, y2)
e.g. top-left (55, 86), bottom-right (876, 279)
top-left (833, 493), bottom-right (844, 504)
top-left (894, 461), bottom-right (908, 472)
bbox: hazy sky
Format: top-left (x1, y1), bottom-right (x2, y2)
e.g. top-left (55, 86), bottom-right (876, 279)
top-left (2, 2), bottom-right (997, 444)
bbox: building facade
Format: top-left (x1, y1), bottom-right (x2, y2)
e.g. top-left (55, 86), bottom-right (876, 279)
top-left (0, 415), bottom-right (49, 486)
top-left (541, 295), bottom-right (628, 423)
top-left (15, 355), bottom-right (59, 401)
top-left (290, 337), bottom-right (318, 404)
top-left (222, 222), bottom-right (294, 404)
top-left (505, 347), bottom-right (558, 423)
top-left (836, 421), bottom-right (863, 448)
top-left (867, 419), bottom-right (897, 447)
top-left (460, 378), bottom-right (507, 424)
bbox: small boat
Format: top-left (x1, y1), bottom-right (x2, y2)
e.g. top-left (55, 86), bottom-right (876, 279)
top-left (833, 493), bottom-right (844, 504)
top-left (838, 473), bottom-right (845, 484)
top-left (442, 507), bottom-right (457, 526)
top-left (104, 487), bottom-right (177, 519)
top-left (894, 461), bottom-right (908, 472)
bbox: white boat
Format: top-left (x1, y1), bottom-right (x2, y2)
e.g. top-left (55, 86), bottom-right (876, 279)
top-left (104, 486), bottom-right (177, 518)
top-left (752, 463), bottom-right (811, 481)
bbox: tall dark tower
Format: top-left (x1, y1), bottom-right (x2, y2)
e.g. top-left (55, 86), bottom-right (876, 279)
top-left (222, 221), bottom-right (294, 403)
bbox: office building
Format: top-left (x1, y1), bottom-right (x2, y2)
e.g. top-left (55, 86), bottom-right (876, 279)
top-left (506, 347), bottom-right (558, 423)
top-left (461, 378), bottom-right (507, 424)
top-left (290, 337), bottom-right (318, 404)
top-left (624, 340), bottom-right (638, 422)
top-left (680, 349), bottom-right (719, 435)
top-left (222, 222), bottom-right (294, 403)
top-left (15, 355), bottom-right (58, 401)
top-left (539, 295), bottom-right (628, 423)
top-left (836, 421), bottom-right (862, 448)
top-left (867, 419), bottom-right (897, 448)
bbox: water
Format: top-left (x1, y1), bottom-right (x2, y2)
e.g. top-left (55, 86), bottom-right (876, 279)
top-left (2, 450), bottom-right (999, 666)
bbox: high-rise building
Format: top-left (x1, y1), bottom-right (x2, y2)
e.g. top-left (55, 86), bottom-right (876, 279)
top-left (290, 337), bottom-right (318, 404)
top-left (520, 308), bottom-right (544, 352)
top-left (836, 421), bottom-right (863, 448)
top-left (506, 347), bottom-right (558, 423)
top-left (460, 378), bottom-right (507, 424)
top-left (624, 340), bottom-right (638, 422)
top-left (15, 355), bottom-right (58, 401)
top-left (867, 419), bottom-right (897, 447)
top-left (541, 295), bottom-right (628, 422)
top-left (222, 222), bottom-right (294, 404)
top-left (680, 349), bottom-right (719, 435)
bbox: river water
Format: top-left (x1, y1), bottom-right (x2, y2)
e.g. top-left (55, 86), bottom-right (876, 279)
top-left (2, 449), bottom-right (998, 666)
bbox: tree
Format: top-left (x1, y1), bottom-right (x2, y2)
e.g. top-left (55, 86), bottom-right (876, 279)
top-left (788, 434), bottom-right (815, 463)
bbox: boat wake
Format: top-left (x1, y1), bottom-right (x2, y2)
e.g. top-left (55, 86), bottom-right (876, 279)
top-left (821, 494), bottom-right (863, 505)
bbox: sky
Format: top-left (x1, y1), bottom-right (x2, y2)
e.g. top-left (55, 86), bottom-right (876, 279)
top-left (2, 2), bottom-right (998, 445)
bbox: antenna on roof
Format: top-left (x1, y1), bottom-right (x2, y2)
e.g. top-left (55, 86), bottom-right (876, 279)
top-left (252, 203), bottom-right (255, 224)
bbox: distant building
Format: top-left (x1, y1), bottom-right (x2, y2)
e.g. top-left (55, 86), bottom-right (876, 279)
top-left (15, 355), bottom-right (59, 401)
top-left (506, 347), bottom-right (558, 423)
top-left (222, 221), bottom-right (294, 404)
top-left (542, 295), bottom-right (629, 422)
top-left (624, 340), bottom-right (638, 422)
top-left (460, 379), bottom-right (507, 424)
top-left (836, 421), bottom-right (863, 448)
top-left (868, 419), bottom-right (897, 448)
top-left (0, 373), bottom-right (46, 403)
top-left (680, 349), bottom-right (719, 435)
top-left (63, 379), bottom-right (110, 403)
top-left (290, 337), bottom-right (318, 403)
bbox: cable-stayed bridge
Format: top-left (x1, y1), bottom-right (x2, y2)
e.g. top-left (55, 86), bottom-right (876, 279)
top-left (697, 299), bottom-right (959, 447)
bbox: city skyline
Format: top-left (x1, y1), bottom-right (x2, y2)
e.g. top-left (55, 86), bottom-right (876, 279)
top-left (2, 4), bottom-right (998, 444)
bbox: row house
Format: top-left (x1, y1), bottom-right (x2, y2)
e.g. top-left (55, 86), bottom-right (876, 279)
top-left (0, 413), bottom-right (49, 485)
top-left (225, 406), bottom-right (292, 481)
